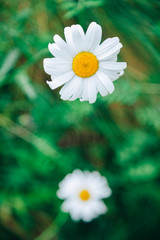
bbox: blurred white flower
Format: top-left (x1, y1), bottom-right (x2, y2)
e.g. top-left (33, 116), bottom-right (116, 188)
top-left (43, 22), bottom-right (127, 104)
top-left (57, 170), bottom-right (112, 222)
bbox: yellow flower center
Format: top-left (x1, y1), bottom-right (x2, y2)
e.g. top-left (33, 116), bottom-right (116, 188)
top-left (72, 52), bottom-right (99, 78)
top-left (79, 190), bottom-right (90, 201)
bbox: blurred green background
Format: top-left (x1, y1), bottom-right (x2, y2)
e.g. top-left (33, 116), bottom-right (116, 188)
top-left (0, 0), bottom-right (160, 239)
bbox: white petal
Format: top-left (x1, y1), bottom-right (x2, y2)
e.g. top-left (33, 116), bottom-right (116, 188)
top-left (70, 25), bottom-right (85, 53)
top-left (87, 77), bottom-right (97, 104)
top-left (85, 22), bottom-right (102, 52)
top-left (96, 70), bottom-right (115, 94)
top-left (45, 57), bottom-right (72, 66)
top-left (48, 43), bottom-right (64, 58)
top-left (64, 25), bottom-right (85, 54)
top-left (97, 43), bottom-right (123, 61)
top-left (46, 71), bottom-right (74, 90)
top-left (69, 77), bottom-right (83, 101)
top-left (101, 68), bottom-right (124, 81)
top-left (64, 27), bottom-right (72, 46)
top-left (69, 202), bottom-right (84, 221)
top-left (81, 205), bottom-right (96, 222)
top-left (43, 58), bottom-right (72, 69)
top-left (81, 201), bottom-right (107, 222)
top-left (43, 58), bottom-right (72, 75)
top-left (112, 70), bottom-right (124, 81)
top-left (104, 50), bottom-right (120, 62)
top-left (59, 80), bottom-right (72, 97)
top-left (80, 78), bottom-right (89, 102)
top-left (95, 75), bottom-right (108, 97)
top-left (94, 37), bottom-right (119, 56)
top-left (100, 61), bottom-right (127, 71)
top-left (60, 76), bottom-right (83, 101)
top-left (53, 34), bottom-right (73, 57)
top-left (119, 70), bottom-right (124, 77)
top-left (75, 24), bottom-right (85, 38)
top-left (92, 200), bottom-right (107, 214)
top-left (45, 68), bottom-right (69, 78)
top-left (109, 55), bottom-right (118, 62)
top-left (86, 172), bottom-right (112, 199)
top-left (73, 24), bottom-right (85, 51)
top-left (70, 210), bottom-right (81, 221)
top-left (61, 200), bottom-right (73, 212)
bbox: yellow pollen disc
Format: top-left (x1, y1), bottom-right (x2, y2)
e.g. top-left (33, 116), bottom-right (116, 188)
top-left (79, 190), bottom-right (90, 201)
top-left (72, 52), bottom-right (99, 78)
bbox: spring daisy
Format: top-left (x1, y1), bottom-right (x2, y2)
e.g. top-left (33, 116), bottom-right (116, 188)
top-left (57, 170), bottom-right (112, 222)
top-left (43, 22), bottom-right (127, 103)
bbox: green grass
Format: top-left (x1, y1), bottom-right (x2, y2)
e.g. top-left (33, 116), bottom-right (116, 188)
top-left (0, 0), bottom-right (160, 239)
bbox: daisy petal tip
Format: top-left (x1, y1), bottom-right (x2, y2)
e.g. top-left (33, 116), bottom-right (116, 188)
top-left (48, 43), bottom-right (55, 54)
top-left (109, 86), bottom-right (115, 94)
top-left (90, 21), bottom-right (96, 25)
top-left (53, 34), bottom-right (58, 41)
top-left (89, 98), bottom-right (97, 104)
top-left (120, 70), bottom-right (125, 77)
top-left (53, 34), bottom-right (63, 44)
top-left (46, 80), bottom-right (50, 85)
top-left (43, 59), bottom-right (49, 73)
top-left (92, 21), bottom-right (100, 27)
top-left (119, 42), bottom-right (123, 48)
top-left (113, 36), bottom-right (120, 42)
top-left (43, 58), bottom-right (46, 67)
top-left (61, 205), bottom-right (68, 213)
top-left (109, 189), bottom-right (112, 196)
top-left (60, 95), bottom-right (67, 101)
top-left (90, 21), bottom-right (101, 29)
top-left (64, 26), bottom-right (70, 33)
top-left (103, 206), bottom-right (108, 214)
top-left (43, 58), bottom-right (47, 65)
top-left (46, 80), bottom-right (53, 89)
top-left (56, 190), bottom-right (60, 198)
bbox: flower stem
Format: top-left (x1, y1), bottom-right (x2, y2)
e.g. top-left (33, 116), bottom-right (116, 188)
top-left (34, 212), bottom-right (68, 240)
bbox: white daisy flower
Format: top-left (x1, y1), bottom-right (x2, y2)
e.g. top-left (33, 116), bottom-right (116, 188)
top-left (57, 170), bottom-right (112, 222)
top-left (43, 22), bottom-right (127, 104)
